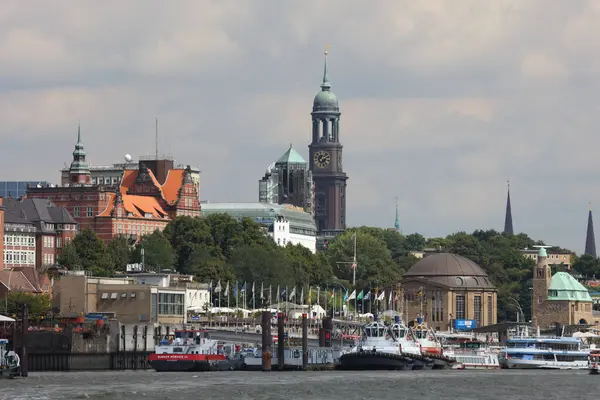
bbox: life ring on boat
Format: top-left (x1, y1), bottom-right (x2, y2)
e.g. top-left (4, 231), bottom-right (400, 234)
top-left (428, 335), bottom-right (434, 341)
top-left (386, 334), bottom-right (390, 339)
top-left (406, 334), bottom-right (412, 340)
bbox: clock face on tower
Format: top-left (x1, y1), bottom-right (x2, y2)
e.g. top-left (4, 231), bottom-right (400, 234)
top-left (314, 151), bottom-right (331, 168)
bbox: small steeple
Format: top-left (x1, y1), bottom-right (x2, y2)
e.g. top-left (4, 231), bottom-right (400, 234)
top-left (585, 203), bottom-right (597, 257)
top-left (394, 197), bottom-right (400, 233)
top-left (321, 45), bottom-right (331, 91)
top-left (69, 123), bottom-right (91, 184)
top-left (503, 180), bottom-right (514, 235)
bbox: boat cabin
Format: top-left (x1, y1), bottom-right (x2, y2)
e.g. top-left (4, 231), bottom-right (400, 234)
top-left (364, 322), bottom-right (388, 339)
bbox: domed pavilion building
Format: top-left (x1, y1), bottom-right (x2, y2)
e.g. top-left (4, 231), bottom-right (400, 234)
top-left (402, 253), bottom-right (497, 331)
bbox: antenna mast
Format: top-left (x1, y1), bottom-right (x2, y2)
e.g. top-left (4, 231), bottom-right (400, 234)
top-left (155, 117), bottom-right (158, 160)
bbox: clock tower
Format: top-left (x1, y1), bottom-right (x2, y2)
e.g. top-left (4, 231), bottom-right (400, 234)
top-left (308, 49), bottom-right (348, 236)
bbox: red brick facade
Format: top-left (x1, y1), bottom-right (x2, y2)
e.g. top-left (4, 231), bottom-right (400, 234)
top-left (28, 162), bottom-right (201, 243)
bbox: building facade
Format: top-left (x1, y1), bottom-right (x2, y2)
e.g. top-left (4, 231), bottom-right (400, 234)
top-left (201, 202), bottom-right (317, 253)
top-left (2, 198), bottom-right (78, 271)
top-left (0, 198), bottom-right (4, 270)
top-left (0, 181), bottom-right (49, 200)
top-left (531, 247), bottom-right (595, 327)
top-left (259, 145), bottom-right (314, 215)
top-left (402, 253), bottom-right (497, 331)
top-left (308, 51), bottom-right (348, 238)
top-left (520, 248), bottom-right (572, 269)
top-left (28, 129), bottom-right (201, 243)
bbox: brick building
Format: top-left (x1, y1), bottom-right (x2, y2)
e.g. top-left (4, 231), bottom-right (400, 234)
top-left (0, 198), bottom-right (4, 270)
top-left (0, 197), bottom-right (78, 296)
top-left (27, 129), bottom-right (202, 243)
top-left (531, 247), bottom-right (596, 327)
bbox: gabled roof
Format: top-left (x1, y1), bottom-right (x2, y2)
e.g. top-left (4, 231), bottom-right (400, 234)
top-left (276, 146), bottom-right (306, 165)
top-left (2, 197), bottom-right (75, 226)
top-left (548, 272), bottom-right (592, 302)
top-left (0, 270), bottom-right (38, 292)
top-left (161, 169), bottom-right (185, 205)
top-left (97, 192), bottom-right (168, 219)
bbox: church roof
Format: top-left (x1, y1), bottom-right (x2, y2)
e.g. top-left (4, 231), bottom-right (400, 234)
top-left (276, 146), bottom-right (306, 164)
top-left (547, 272), bottom-right (592, 302)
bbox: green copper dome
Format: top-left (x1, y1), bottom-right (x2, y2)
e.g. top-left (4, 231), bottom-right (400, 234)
top-left (313, 52), bottom-right (339, 112)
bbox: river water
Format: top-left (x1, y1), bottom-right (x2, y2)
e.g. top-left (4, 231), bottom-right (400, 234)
top-left (0, 370), bottom-right (590, 399)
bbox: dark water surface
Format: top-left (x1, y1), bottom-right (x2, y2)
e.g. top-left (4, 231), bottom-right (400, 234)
top-left (0, 370), bottom-right (592, 400)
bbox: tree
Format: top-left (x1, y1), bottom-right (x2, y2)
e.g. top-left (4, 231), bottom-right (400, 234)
top-left (107, 236), bottom-right (131, 272)
top-left (57, 241), bottom-right (80, 269)
top-left (326, 230), bottom-right (401, 288)
top-left (132, 231), bottom-right (175, 272)
top-left (228, 245), bottom-right (296, 288)
top-left (573, 255), bottom-right (600, 278)
top-left (6, 292), bottom-right (52, 317)
top-left (72, 228), bottom-right (112, 276)
top-left (405, 233), bottom-right (426, 251)
top-left (163, 216), bottom-right (214, 269)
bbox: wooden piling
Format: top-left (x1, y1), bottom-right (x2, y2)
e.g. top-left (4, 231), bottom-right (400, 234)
top-left (302, 313), bottom-right (308, 371)
top-left (261, 311), bottom-right (272, 371)
top-left (20, 303), bottom-right (28, 377)
top-left (277, 312), bottom-right (285, 371)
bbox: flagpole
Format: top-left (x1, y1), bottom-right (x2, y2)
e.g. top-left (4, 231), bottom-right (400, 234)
top-left (252, 281), bottom-right (256, 310)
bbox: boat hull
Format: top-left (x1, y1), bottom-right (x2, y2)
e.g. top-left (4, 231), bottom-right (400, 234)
top-left (499, 358), bottom-right (588, 370)
top-left (148, 354), bottom-right (242, 372)
top-left (338, 351), bottom-right (410, 371)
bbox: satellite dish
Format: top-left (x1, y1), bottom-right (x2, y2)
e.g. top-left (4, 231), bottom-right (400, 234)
top-left (125, 154), bottom-right (132, 163)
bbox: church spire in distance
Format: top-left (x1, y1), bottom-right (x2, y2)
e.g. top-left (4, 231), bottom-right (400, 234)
top-left (321, 44), bottom-right (331, 91)
top-left (503, 180), bottom-right (514, 235)
top-left (394, 197), bottom-right (400, 233)
top-left (585, 203), bottom-right (597, 257)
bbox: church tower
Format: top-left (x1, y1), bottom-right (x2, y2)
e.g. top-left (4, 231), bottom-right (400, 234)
top-left (308, 48), bottom-right (348, 236)
top-left (503, 181), bottom-right (513, 235)
top-left (69, 124), bottom-right (91, 184)
top-left (532, 246), bottom-right (552, 326)
top-left (585, 204), bottom-right (597, 257)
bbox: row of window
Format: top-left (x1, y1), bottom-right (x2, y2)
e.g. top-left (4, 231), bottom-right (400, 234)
top-left (43, 253), bottom-right (55, 265)
top-left (4, 234), bottom-right (35, 247)
top-left (73, 206), bottom-right (94, 218)
top-left (3, 250), bottom-right (35, 265)
top-left (453, 295), bottom-right (493, 325)
top-left (157, 293), bottom-right (185, 315)
top-left (43, 236), bottom-right (55, 248)
top-left (114, 224), bottom-right (165, 236)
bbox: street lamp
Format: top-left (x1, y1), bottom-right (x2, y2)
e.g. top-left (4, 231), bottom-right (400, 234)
top-left (507, 296), bottom-right (524, 323)
top-left (5, 268), bottom-right (14, 315)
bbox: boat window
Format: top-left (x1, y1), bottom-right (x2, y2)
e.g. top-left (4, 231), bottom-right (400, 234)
top-left (379, 327), bottom-right (386, 337)
top-left (391, 325), bottom-right (400, 338)
top-left (173, 347), bottom-right (184, 353)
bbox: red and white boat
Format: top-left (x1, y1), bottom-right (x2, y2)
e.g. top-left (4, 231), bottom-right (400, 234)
top-left (148, 330), bottom-right (243, 372)
top-left (411, 321), bottom-right (444, 356)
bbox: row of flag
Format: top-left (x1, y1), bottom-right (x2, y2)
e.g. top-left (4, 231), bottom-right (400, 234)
top-left (205, 280), bottom-right (427, 307)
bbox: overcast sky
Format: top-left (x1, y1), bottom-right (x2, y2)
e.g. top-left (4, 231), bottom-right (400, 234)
top-left (2, 1), bottom-right (599, 253)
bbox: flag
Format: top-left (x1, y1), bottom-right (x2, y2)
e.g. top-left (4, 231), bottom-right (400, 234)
top-left (364, 291), bottom-right (370, 300)
top-left (308, 287), bottom-right (312, 305)
top-left (215, 280), bottom-right (222, 293)
top-left (224, 281), bottom-right (229, 296)
top-left (252, 281), bottom-right (255, 294)
top-left (357, 290), bottom-right (364, 300)
top-left (317, 287), bottom-right (320, 305)
top-left (394, 293), bottom-right (399, 301)
top-left (300, 287), bottom-right (304, 304)
top-left (331, 288), bottom-right (335, 298)
top-left (423, 292), bottom-right (428, 302)
top-left (416, 288), bottom-right (423, 297)
top-left (234, 281), bottom-right (238, 297)
top-left (377, 291), bottom-right (385, 301)
top-left (269, 285), bottom-right (272, 304)
top-left (260, 282), bottom-right (265, 300)
top-left (280, 288), bottom-right (286, 299)
top-left (241, 282), bottom-right (246, 293)
top-left (348, 290), bottom-right (356, 300)
top-left (343, 289), bottom-right (349, 302)
top-left (289, 287), bottom-right (296, 301)
top-left (388, 291), bottom-right (393, 305)
top-left (209, 280), bottom-right (213, 292)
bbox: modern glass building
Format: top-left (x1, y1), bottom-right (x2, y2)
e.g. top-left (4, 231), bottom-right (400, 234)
top-left (0, 181), bottom-right (49, 199)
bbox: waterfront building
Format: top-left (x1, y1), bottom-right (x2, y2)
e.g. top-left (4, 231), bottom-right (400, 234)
top-left (308, 50), bottom-right (348, 239)
top-left (258, 145), bottom-right (314, 215)
top-left (531, 246), bottom-right (596, 327)
top-left (200, 202), bottom-right (317, 253)
top-left (27, 127), bottom-right (201, 243)
top-left (55, 271), bottom-right (208, 324)
top-left (402, 253), bottom-right (498, 331)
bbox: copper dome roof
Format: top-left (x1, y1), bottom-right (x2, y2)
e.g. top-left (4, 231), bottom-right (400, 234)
top-left (404, 253), bottom-right (495, 289)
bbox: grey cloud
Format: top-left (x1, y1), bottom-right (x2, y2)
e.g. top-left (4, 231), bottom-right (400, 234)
top-left (1, 0), bottom-right (600, 253)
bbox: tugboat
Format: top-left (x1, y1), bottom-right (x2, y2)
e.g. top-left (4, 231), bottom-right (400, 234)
top-left (589, 349), bottom-right (600, 374)
top-left (411, 318), bottom-right (456, 369)
top-left (0, 339), bottom-right (20, 378)
top-left (337, 320), bottom-right (411, 370)
top-left (148, 330), bottom-right (243, 372)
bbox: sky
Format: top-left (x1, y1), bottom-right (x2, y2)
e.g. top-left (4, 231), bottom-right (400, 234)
top-left (1, 1), bottom-right (600, 254)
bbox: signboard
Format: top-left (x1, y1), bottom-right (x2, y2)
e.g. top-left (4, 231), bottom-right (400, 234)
top-left (454, 319), bottom-right (476, 331)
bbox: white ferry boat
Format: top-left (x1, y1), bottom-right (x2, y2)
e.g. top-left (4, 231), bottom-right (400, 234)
top-left (438, 334), bottom-right (500, 370)
top-left (499, 336), bottom-right (588, 370)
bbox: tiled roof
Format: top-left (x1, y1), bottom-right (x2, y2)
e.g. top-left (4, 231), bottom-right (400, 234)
top-left (548, 272), bottom-right (592, 302)
top-left (161, 169), bottom-right (184, 205)
top-left (2, 198), bottom-right (75, 227)
top-left (0, 270), bottom-right (38, 292)
top-left (123, 195), bottom-right (168, 219)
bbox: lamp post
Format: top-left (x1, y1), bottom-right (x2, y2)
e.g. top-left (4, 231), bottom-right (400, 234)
top-left (508, 296), bottom-right (524, 323)
top-left (5, 268), bottom-right (14, 315)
